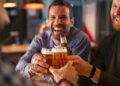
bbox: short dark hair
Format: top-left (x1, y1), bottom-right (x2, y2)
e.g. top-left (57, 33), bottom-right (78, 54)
top-left (48, 0), bottom-right (73, 19)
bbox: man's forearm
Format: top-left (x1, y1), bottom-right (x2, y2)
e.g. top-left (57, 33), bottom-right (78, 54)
top-left (80, 64), bottom-right (101, 84)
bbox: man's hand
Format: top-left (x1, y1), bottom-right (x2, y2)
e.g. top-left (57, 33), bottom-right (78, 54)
top-left (49, 61), bottom-right (79, 86)
top-left (67, 55), bottom-right (93, 78)
top-left (68, 55), bottom-right (101, 84)
top-left (29, 53), bottom-right (50, 81)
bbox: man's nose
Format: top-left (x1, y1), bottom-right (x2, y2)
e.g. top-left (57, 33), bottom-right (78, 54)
top-left (55, 18), bottom-right (62, 24)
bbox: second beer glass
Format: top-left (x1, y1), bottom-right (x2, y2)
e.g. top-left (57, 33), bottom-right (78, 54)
top-left (52, 47), bottom-right (68, 68)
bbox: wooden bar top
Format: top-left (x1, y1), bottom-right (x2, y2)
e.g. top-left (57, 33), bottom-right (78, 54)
top-left (1, 44), bottom-right (29, 53)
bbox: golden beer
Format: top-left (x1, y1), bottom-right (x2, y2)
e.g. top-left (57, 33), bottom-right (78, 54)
top-left (41, 48), bottom-right (52, 76)
top-left (52, 47), bottom-right (68, 68)
top-left (41, 48), bottom-right (52, 66)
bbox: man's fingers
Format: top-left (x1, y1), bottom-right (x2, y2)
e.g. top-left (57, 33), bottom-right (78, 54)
top-left (37, 55), bottom-right (46, 62)
top-left (36, 60), bottom-right (49, 68)
top-left (67, 55), bottom-right (80, 60)
top-left (49, 67), bottom-right (63, 82)
top-left (66, 55), bottom-right (81, 66)
top-left (49, 66), bottom-right (57, 74)
top-left (33, 54), bottom-right (49, 68)
top-left (33, 53), bottom-right (46, 63)
top-left (31, 76), bottom-right (42, 82)
top-left (49, 67), bottom-right (59, 76)
top-left (30, 67), bottom-right (45, 77)
top-left (58, 61), bottom-right (73, 72)
top-left (66, 61), bottom-right (73, 66)
top-left (33, 64), bottom-right (48, 73)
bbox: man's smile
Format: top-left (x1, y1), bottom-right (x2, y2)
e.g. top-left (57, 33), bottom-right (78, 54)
top-left (53, 27), bottom-right (65, 35)
top-left (114, 17), bottom-right (120, 24)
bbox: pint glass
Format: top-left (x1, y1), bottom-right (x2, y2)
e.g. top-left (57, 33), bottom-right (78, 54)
top-left (52, 47), bottom-right (68, 68)
top-left (41, 48), bottom-right (52, 76)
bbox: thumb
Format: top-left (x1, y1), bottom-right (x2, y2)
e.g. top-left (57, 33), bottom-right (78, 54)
top-left (49, 66), bottom-right (54, 74)
top-left (62, 61), bottom-right (73, 69)
top-left (67, 61), bottom-right (73, 66)
top-left (49, 66), bottom-right (58, 74)
top-left (49, 67), bottom-right (62, 82)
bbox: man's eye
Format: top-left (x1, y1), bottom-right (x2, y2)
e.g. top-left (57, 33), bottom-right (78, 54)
top-left (112, 4), bottom-right (117, 8)
top-left (50, 16), bottom-right (55, 19)
top-left (60, 16), bottom-right (67, 19)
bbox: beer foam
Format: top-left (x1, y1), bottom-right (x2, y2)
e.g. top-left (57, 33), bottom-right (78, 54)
top-left (41, 48), bottom-right (52, 54)
top-left (52, 47), bottom-right (67, 52)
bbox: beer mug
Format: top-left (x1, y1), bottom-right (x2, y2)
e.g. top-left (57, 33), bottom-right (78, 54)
top-left (52, 47), bottom-right (68, 68)
top-left (41, 48), bottom-right (52, 76)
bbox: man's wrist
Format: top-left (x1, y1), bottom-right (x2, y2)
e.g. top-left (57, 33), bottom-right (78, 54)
top-left (56, 79), bottom-right (74, 86)
top-left (88, 66), bottom-right (96, 79)
top-left (91, 68), bottom-right (101, 84)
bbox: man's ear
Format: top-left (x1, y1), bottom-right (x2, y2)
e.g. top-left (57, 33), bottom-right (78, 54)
top-left (70, 18), bottom-right (74, 27)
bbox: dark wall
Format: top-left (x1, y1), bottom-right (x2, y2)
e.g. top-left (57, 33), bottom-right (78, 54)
top-left (0, 8), bottom-right (19, 45)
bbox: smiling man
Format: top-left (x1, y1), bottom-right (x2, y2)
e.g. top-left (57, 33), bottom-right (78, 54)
top-left (111, 0), bottom-right (120, 32)
top-left (16, 0), bottom-right (91, 83)
top-left (48, 5), bottom-right (74, 43)
top-left (90, 0), bottom-right (120, 80)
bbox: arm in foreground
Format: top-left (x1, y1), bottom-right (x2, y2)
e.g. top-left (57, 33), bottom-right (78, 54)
top-left (68, 55), bottom-right (120, 86)
top-left (49, 61), bottom-right (79, 86)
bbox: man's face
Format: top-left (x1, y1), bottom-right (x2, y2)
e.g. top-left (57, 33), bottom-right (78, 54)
top-left (111, 0), bottom-right (120, 31)
top-left (48, 6), bottom-right (74, 40)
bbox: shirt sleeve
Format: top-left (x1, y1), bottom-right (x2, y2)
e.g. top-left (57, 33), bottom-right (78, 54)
top-left (16, 35), bottom-right (42, 78)
top-left (15, 35), bottom-right (54, 83)
top-left (71, 33), bottom-right (91, 61)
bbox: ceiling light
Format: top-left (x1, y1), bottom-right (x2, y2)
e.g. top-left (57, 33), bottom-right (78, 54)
top-left (3, 0), bottom-right (16, 8)
top-left (24, 0), bottom-right (45, 10)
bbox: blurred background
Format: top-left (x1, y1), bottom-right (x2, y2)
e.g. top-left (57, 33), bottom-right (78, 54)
top-left (0, 0), bottom-right (115, 64)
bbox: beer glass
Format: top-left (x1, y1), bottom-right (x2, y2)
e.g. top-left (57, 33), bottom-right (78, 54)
top-left (41, 48), bottom-right (52, 76)
top-left (52, 47), bottom-right (68, 68)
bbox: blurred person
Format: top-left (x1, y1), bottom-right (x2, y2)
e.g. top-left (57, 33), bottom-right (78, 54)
top-left (16, 0), bottom-right (91, 83)
top-left (0, 2), bottom-right (37, 86)
top-left (89, 0), bottom-right (120, 85)
top-left (50, 0), bottom-right (120, 86)
top-left (0, 2), bottom-right (10, 31)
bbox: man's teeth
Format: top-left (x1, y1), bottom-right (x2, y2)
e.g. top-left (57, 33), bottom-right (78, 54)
top-left (116, 17), bottom-right (120, 21)
top-left (54, 30), bottom-right (62, 31)
top-left (54, 27), bottom-right (63, 30)
top-left (54, 29), bottom-right (62, 31)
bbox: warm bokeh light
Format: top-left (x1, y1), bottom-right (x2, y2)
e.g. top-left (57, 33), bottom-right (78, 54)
top-left (24, 3), bottom-right (45, 10)
top-left (3, 2), bottom-right (16, 8)
top-left (39, 24), bottom-right (49, 33)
